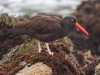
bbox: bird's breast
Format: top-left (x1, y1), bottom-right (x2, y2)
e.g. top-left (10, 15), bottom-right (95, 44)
top-left (33, 32), bottom-right (61, 42)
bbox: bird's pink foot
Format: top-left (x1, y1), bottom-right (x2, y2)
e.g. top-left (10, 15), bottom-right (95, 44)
top-left (37, 40), bottom-right (42, 53)
top-left (38, 48), bottom-right (42, 53)
top-left (48, 51), bottom-right (54, 56)
top-left (45, 43), bottom-right (54, 56)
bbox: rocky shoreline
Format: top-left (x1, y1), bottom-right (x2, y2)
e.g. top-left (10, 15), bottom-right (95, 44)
top-left (0, 0), bottom-right (100, 75)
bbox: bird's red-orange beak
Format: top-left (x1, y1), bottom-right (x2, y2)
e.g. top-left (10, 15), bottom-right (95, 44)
top-left (75, 23), bottom-right (88, 35)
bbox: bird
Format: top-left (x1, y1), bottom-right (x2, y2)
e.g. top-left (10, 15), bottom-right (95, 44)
top-left (8, 14), bottom-right (88, 55)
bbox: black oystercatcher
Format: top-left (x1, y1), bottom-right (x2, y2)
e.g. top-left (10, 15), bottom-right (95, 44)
top-left (8, 14), bottom-right (88, 55)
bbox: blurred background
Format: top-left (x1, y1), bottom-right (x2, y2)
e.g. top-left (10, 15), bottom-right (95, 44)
top-left (0, 0), bottom-right (85, 16)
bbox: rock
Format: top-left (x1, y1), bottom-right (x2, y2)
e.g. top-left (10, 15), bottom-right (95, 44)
top-left (95, 62), bottom-right (100, 75)
top-left (15, 62), bottom-right (52, 75)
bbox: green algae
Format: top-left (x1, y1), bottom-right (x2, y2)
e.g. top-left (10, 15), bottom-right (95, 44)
top-left (0, 13), bottom-right (29, 28)
top-left (11, 35), bottom-right (37, 60)
top-left (0, 35), bottom-right (74, 66)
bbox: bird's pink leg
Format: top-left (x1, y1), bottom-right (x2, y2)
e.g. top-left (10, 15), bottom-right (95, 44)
top-left (37, 40), bottom-right (42, 53)
top-left (45, 43), bottom-right (54, 55)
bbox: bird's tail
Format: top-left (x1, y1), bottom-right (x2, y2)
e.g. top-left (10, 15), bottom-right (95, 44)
top-left (8, 28), bottom-right (34, 37)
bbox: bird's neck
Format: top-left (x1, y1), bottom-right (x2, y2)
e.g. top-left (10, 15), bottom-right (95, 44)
top-left (61, 27), bottom-right (70, 37)
top-left (61, 22), bottom-right (74, 37)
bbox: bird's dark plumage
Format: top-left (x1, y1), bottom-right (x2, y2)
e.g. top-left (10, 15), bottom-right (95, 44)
top-left (8, 15), bottom-right (76, 42)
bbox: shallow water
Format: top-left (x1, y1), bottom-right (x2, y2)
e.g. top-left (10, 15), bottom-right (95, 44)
top-left (0, 0), bottom-right (85, 16)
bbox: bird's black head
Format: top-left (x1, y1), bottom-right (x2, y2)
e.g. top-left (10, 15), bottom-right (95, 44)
top-left (62, 15), bottom-right (88, 35)
top-left (62, 15), bottom-right (77, 28)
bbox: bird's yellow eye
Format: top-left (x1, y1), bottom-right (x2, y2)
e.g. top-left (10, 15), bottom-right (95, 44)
top-left (71, 19), bottom-right (75, 22)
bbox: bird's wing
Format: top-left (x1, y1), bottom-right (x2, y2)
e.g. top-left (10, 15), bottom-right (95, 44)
top-left (29, 15), bottom-right (62, 34)
top-left (8, 15), bottom-right (62, 36)
top-left (8, 19), bottom-right (35, 36)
